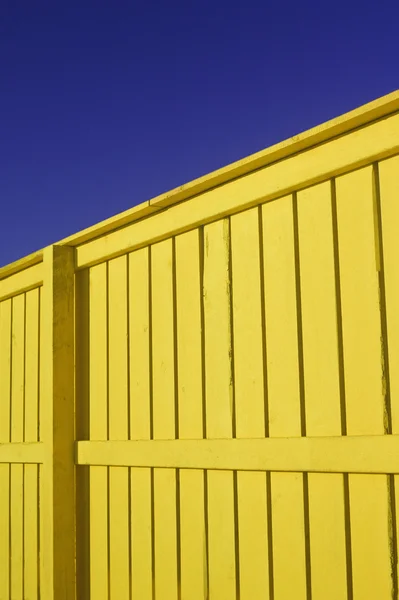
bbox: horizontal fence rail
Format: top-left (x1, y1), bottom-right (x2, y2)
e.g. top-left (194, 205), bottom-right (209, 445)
top-left (0, 442), bottom-right (45, 464)
top-left (76, 434), bottom-right (399, 473)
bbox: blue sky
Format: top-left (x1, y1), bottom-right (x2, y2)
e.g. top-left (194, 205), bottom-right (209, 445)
top-left (1, 1), bottom-right (398, 267)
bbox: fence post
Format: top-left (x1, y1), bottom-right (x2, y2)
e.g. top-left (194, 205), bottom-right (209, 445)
top-left (40, 245), bottom-right (76, 600)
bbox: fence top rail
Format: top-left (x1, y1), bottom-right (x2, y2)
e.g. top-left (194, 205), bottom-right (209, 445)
top-left (1, 89), bottom-right (398, 278)
top-left (0, 250), bottom-right (43, 282)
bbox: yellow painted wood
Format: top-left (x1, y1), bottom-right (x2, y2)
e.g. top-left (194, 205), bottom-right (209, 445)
top-left (10, 294), bottom-right (25, 600)
top-left (175, 230), bottom-right (203, 440)
top-left (297, 183), bottom-right (342, 436)
top-left (24, 289), bottom-right (40, 599)
top-left (231, 208), bottom-right (265, 439)
top-left (0, 262), bottom-right (43, 302)
top-left (76, 112), bottom-right (399, 268)
top-left (297, 182), bottom-right (348, 599)
top-left (349, 474), bottom-right (392, 597)
top-left (128, 248), bottom-right (151, 441)
top-left (24, 289), bottom-right (40, 444)
top-left (307, 473), bottom-right (347, 598)
top-left (24, 465), bottom-right (38, 598)
top-left (236, 471), bottom-right (269, 599)
top-left (179, 471), bottom-right (206, 600)
top-left (379, 156), bottom-right (399, 433)
top-left (207, 470), bottom-right (236, 600)
top-left (203, 219), bottom-right (233, 439)
top-left (336, 167), bottom-right (385, 435)
top-left (108, 256), bottom-right (130, 600)
top-left (175, 229), bottom-right (207, 600)
top-left (130, 469), bottom-right (152, 600)
top-left (151, 239), bottom-right (176, 439)
top-left (40, 246), bottom-right (76, 600)
top-left (75, 434), bottom-right (399, 473)
top-left (336, 167), bottom-right (392, 597)
top-left (0, 442), bottom-right (44, 463)
top-left (151, 239), bottom-right (179, 600)
top-left (262, 195), bottom-right (301, 436)
top-left (230, 208), bottom-right (269, 599)
top-left (88, 262), bottom-right (109, 600)
top-left (271, 472), bottom-right (307, 598)
top-left (0, 250), bottom-right (43, 281)
top-left (0, 299), bottom-right (11, 599)
top-left (11, 294), bottom-right (25, 444)
top-left (74, 269), bottom-right (91, 600)
top-left (379, 155), bottom-right (399, 598)
top-left (262, 195), bottom-right (307, 599)
top-left (203, 219), bottom-right (236, 599)
top-left (0, 460), bottom-right (10, 598)
top-left (128, 248), bottom-right (153, 600)
top-left (153, 469), bottom-right (179, 600)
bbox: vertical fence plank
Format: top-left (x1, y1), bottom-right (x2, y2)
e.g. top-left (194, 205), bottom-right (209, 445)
top-left (379, 156), bottom-right (399, 595)
top-left (40, 245), bottom-right (76, 600)
top-left (379, 156), bottom-right (399, 432)
top-left (230, 208), bottom-right (270, 600)
top-left (336, 166), bottom-right (392, 598)
top-left (75, 269), bottom-right (91, 600)
top-left (152, 239), bottom-right (179, 600)
top-left (108, 256), bottom-right (130, 600)
top-left (24, 288), bottom-right (40, 600)
top-left (10, 293), bottom-right (25, 600)
top-left (175, 229), bottom-right (207, 600)
top-left (89, 263), bottom-right (109, 600)
top-left (0, 299), bottom-right (12, 599)
top-left (129, 247), bottom-right (153, 600)
top-left (297, 182), bottom-right (348, 600)
top-left (262, 195), bottom-right (307, 600)
top-left (203, 219), bottom-right (236, 600)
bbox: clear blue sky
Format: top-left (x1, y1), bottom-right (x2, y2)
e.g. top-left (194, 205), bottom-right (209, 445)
top-left (1, 1), bottom-right (398, 267)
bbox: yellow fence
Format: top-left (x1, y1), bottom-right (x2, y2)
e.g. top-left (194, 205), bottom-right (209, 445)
top-left (1, 91), bottom-right (399, 599)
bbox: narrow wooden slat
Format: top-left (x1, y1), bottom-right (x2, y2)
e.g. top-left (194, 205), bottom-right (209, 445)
top-left (262, 196), bottom-right (301, 437)
top-left (379, 156), bottom-right (399, 433)
top-left (379, 154), bottom-right (399, 600)
top-left (297, 182), bottom-right (348, 599)
top-left (76, 112), bottom-right (399, 269)
top-left (24, 290), bottom-right (40, 446)
top-left (175, 230), bottom-right (203, 441)
top-left (151, 239), bottom-right (179, 600)
top-left (129, 248), bottom-right (151, 442)
top-left (0, 263), bottom-right (43, 302)
top-left (262, 195), bottom-right (307, 600)
top-left (175, 229), bottom-right (207, 600)
top-left (337, 168), bottom-right (385, 435)
top-left (336, 166), bottom-right (392, 598)
top-left (130, 470), bottom-right (152, 600)
top-left (152, 240), bottom-right (176, 439)
top-left (0, 299), bottom-right (11, 599)
top-left (88, 263), bottom-right (109, 600)
top-left (231, 208), bottom-right (269, 599)
top-left (128, 248), bottom-right (152, 600)
top-left (10, 294), bottom-right (25, 600)
top-left (203, 220), bottom-right (233, 440)
top-left (203, 219), bottom-right (236, 600)
top-left (24, 288), bottom-right (40, 599)
top-left (108, 256), bottom-right (130, 600)
top-left (75, 269), bottom-right (91, 600)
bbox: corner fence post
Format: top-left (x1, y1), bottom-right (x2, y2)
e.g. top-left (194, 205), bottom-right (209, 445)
top-left (40, 245), bottom-right (76, 600)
